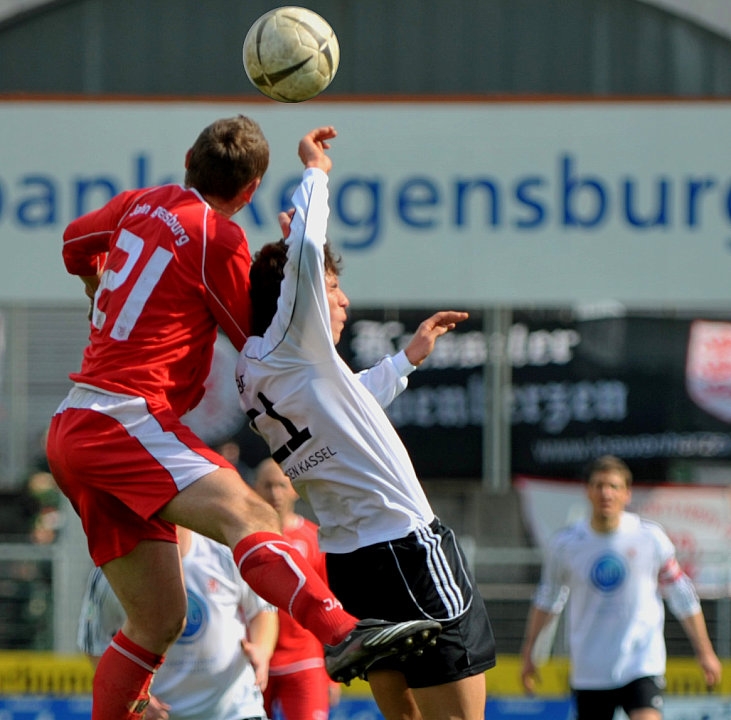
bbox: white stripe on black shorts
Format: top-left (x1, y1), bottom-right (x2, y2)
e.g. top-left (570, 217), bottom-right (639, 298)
top-left (326, 518), bottom-right (496, 688)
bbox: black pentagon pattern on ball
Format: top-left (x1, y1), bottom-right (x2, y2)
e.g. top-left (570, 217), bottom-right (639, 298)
top-left (249, 11), bottom-right (335, 99)
top-left (287, 12), bottom-right (337, 77)
top-left (250, 56), bottom-right (312, 90)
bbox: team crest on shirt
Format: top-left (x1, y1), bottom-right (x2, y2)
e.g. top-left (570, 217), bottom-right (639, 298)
top-left (589, 552), bottom-right (627, 592)
top-left (178, 589), bottom-right (209, 642)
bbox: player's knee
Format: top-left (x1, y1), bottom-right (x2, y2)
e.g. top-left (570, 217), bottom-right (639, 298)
top-left (223, 485), bottom-right (282, 535)
top-left (155, 608), bottom-right (187, 648)
top-left (168, 612), bottom-right (187, 644)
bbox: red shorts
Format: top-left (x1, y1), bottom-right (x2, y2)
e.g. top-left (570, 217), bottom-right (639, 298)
top-left (47, 385), bottom-right (230, 566)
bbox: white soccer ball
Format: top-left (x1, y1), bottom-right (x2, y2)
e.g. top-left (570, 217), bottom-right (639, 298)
top-left (243, 6), bottom-right (340, 103)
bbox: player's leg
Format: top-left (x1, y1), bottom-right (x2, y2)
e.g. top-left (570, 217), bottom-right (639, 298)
top-left (573, 688), bottom-right (619, 720)
top-left (411, 674), bottom-right (486, 720)
top-left (327, 518), bottom-right (494, 693)
top-left (622, 676), bottom-right (664, 720)
top-left (49, 388), bottom-right (357, 650)
top-left (367, 670), bottom-right (422, 720)
top-left (161, 468), bottom-right (358, 646)
top-left (51, 389), bottom-right (438, 686)
top-left (92, 540), bottom-right (187, 720)
top-left (163, 466), bottom-right (442, 679)
top-left (100, 539), bottom-right (187, 654)
top-left (629, 711), bottom-right (662, 720)
top-left (47, 403), bottom-right (186, 720)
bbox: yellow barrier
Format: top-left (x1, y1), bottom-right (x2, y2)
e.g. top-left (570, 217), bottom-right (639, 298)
top-left (0, 653), bottom-right (729, 697)
top-left (484, 657), bottom-right (731, 697)
top-left (0, 653), bottom-right (93, 694)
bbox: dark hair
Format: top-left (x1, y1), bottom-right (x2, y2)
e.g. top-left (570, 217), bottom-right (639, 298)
top-left (584, 455), bottom-right (633, 487)
top-left (185, 115), bottom-right (269, 201)
top-left (249, 239), bottom-right (342, 336)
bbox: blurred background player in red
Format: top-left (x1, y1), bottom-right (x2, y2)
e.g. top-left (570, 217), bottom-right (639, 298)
top-left (254, 458), bottom-right (341, 720)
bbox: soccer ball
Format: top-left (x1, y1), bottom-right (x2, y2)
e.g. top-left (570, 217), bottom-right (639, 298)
top-left (243, 6), bottom-right (340, 103)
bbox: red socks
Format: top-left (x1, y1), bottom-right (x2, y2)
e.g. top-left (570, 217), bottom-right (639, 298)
top-left (234, 531), bottom-right (357, 646)
top-left (92, 630), bottom-right (164, 720)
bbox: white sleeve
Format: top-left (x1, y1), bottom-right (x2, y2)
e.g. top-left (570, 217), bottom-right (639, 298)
top-left (357, 350), bottom-right (415, 408)
top-left (653, 527), bottom-right (702, 618)
top-left (533, 533), bottom-right (571, 614)
top-left (77, 567), bottom-right (126, 657)
top-left (663, 570), bottom-right (702, 619)
top-left (262, 167), bottom-right (333, 362)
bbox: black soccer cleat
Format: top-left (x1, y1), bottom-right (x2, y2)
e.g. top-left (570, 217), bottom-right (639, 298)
top-left (324, 618), bottom-right (442, 684)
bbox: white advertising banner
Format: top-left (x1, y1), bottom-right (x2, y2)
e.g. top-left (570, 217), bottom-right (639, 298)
top-left (2, 99), bottom-right (731, 305)
top-left (516, 477), bottom-right (731, 598)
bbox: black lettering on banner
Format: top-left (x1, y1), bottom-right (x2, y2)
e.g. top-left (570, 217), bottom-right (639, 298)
top-left (248, 392), bottom-right (312, 462)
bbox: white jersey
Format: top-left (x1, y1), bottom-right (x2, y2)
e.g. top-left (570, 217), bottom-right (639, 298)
top-left (534, 511), bottom-right (699, 690)
top-left (236, 167), bottom-right (434, 553)
top-left (77, 533), bottom-right (274, 720)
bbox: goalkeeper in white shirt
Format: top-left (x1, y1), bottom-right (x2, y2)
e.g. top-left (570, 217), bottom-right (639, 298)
top-left (520, 454), bottom-right (722, 720)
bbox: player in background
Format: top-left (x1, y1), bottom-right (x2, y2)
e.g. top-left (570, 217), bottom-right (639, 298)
top-left (47, 115), bottom-right (441, 720)
top-left (78, 526), bottom-right (277, 720)
top-left (235, 125), bottom-right (496, 720)
top-left (520, 454), bottom-right (722, 720)
top-left (254, 458), bottom-right (341, 720)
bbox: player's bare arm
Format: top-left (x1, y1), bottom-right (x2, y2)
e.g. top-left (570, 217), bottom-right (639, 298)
top-left (404, 311), bottom-right (469, 367)
top-left (80, 274), bottom-right (101, 320)
top-left (519, 606), bottom-right (556, 694)
top-left (242, 609), bottom-right (278, 691)
top-left (679, 612), bottom-right (722, 687)
top-left (80, 274), bottom-right (101, 299)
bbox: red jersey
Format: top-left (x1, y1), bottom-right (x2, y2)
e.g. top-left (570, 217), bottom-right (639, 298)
top-left (271, 515), bottom-right (328, 673)
top-left (63, 185), bottom-right (252, 417)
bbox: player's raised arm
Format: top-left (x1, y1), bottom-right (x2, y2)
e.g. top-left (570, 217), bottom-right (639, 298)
top-left (298, 126), bottom-right (337, 172)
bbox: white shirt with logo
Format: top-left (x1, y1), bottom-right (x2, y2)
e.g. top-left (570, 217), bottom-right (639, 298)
top-left (78, 533), bottom-right (274, 719)
top-left (534, 511), bottom-right (681, 689)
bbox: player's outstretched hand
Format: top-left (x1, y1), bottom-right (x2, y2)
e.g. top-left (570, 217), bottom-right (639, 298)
top-left (299, 126), bottom-right (337, 173)
top-left (404, 311), bottom-right (469, 367)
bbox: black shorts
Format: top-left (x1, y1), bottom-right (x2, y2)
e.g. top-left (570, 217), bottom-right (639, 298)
top-left (326, 518), bottom-right (496, 688)
top-left (573, 676), bottom-right (665, 720)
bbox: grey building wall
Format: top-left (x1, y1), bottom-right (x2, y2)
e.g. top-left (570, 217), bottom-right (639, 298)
top-left (1, 0), bottom-right (731, 96)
